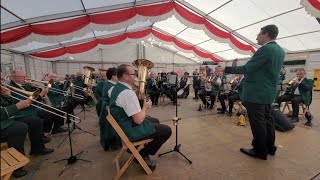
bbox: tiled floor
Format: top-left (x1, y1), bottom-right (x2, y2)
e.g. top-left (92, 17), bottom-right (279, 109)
top-left (18, 91), bottom-right (320, 180)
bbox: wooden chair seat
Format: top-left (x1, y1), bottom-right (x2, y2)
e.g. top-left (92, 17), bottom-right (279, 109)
top-left (0, 142), bottom-right (8, 150)
top-left (106, 107), bottom-right (154, 180)
top-left (1, 148), bottom-right (29, 180)
top-left (281, 101), bottom-right (307, 118)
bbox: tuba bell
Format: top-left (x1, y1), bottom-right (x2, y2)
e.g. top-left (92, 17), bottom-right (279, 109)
top-left (83, 66), bottom-right (95, 85)
top-left (133, 59), bottom-right (154, 100)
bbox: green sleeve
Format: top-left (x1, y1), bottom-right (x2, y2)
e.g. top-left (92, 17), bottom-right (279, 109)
top-left (1, 104), bottom-right (18, 120)
top-left (225, 46), bottom-right (268, 74)
top-left (299, 79), bottom-right (314, 91)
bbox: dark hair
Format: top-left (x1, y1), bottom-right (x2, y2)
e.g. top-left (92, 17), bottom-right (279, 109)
top-left (106, 67), bottom-right (117, 80)
top-left (117, 64), bottom-right (131, 79)
top-left (261, 24), bottom-right (279, 40)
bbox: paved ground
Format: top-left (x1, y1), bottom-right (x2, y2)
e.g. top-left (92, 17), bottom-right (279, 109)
top-left (17, 91), bottom-right (320, 180)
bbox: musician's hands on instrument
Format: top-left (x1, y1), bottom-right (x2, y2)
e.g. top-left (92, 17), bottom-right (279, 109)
top-left (16, 99), bottom-right (32, 110)
top-left (293, 79), bottom-right (300, 85)
top-left (143, 97), bottom-right (152, 109)
top-left (40, 87), bottom-right (49, 96)
top-left (1, 87), bottom-right (11, 98)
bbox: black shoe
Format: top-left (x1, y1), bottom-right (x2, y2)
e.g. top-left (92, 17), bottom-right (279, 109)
top-left (13, 168), bottom-right (28, 178)
top-left (217, 111), bottom-right (226, 114)
top-left (227, 112), bottom-right (233, 116)
top-left (29, 148), bottom-right (54, 156)
top-left (217, 108), bottom-right (222, 111)
top-left (240, 148), bottom-right (267, 160)
top-left (304, 122), bottom-right (312, 126)
top-left (133, 155), bottom-right (156, 171)
top-left (52, 127), bottom-right (68, 134)
top-left (43, 135), bottom-right (51, 144)
top-left (291, 117), bottom-right (299, 123)
top-left (208, 106), bottom-right (213, 110)
top-left (268, 146), bottom-right (277, 156)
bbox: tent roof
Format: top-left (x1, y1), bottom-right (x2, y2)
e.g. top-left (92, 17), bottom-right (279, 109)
top-left (1, 0), bottom-right (319, 62)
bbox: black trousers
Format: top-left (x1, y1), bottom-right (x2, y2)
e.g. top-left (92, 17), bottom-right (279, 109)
top-left (0, 117), bottom-right (45, 155)
top-left (276, 94), bottom-right (303, 117)
top-left (245, 102), bottom-right (276, 157)
top-left (38, 108), bottom-right (64, 132)
top-left (193, 86), bottom-right (200, 99)
top-left (150, 89), bottom-right (160, 105)
top-left (199, 89), bottom-right (217, 107)
top-left (138, 118), bottom-right (172, 156)
top-left (228, 93), bottom-right (240, 113)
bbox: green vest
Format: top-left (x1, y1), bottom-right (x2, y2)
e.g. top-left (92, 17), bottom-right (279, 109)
top-left (180, 77), bottom-right (187, 88)
top-left (74, 78), bottom-right (85, 96)
top-left (210, 76), bottom-right (221, 93)
top-left (110, 83), bottom-right (155, 141)
top-left (95, 79), bottom-right (107, 116)
top-left (8, 81), bottom-right (38, 119)
top-left (146, 78), bottom-right (153, 94)
top-left (47, 83), bottom-right (65, 107)
top-left (0, 97), bottom-right (17, 130)
top-left (98, 81), bottom-right (121, 150)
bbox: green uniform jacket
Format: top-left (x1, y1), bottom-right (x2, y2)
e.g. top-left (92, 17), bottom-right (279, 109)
top-left (47, 83), bottom-right (65, 107)
top-left (74, 78), bottom-right (85, 96)
top-left (110, 83), bottom-right (155, 141)
top-left (286, 78), bottom-right (314, 106)
top-left (0, 97), bottom-right (18, 130)
top-left (210, 76), bottom-right (221, 94)
top-left (180, 77), bottom-right (187, 88)
top-left (225, 41), bottom-right (285, 104)
top-left (8, 81), bottom-right (38, 119)
top-left (146, 78), bottom-right (153, 94)
top-left (95, 79), bottom-right (107, 116)
top-left (98, 81), bottom-right (121, 150)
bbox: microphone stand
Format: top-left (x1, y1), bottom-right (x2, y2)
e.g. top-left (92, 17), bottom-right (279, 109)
top-left (158, 75), bottom-right (192, 164)
top-left (53, 91), bottom-right (91, 176)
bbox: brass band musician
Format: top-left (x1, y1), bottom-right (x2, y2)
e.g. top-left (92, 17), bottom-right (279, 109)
top-left (146, 72), bottom-right (160, 105)
top-left (199, 70), bottom-right (222, 110)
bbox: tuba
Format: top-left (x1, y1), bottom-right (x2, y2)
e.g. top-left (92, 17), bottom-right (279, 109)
top-left (83, 66), bottom-right (95, 85)
top-left (133, 59), bottom-right (154, 100)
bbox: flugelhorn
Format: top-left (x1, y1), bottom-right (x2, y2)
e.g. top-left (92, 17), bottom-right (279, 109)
top-left (26, 78), bottom-right (54, 88)
top-left (1, 82), bottom-right (40, 100)
top-left (230, 76), bottom-right (240, 84)
top-left (133, 59), bottom-right (154, 100)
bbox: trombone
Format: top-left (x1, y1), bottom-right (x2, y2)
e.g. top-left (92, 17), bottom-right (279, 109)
top-left (26, 78), bottom-right (85, 99)
top-left (0, 83), bottom-right (81, 123)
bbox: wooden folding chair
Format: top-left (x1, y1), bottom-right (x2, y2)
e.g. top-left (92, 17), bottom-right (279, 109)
top-left (106, 107), bottom-right (154, 180)
top-left (1, 148), bottom-right (29, 180)
top-left (0, 142), bottom-right (8, 150)
top-left (282, 101), bottom-right (307, 119)
top-left (234, 101), bottom-right (245, 115)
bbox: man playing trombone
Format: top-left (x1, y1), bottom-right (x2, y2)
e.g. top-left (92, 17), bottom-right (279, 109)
top-left (1, 72), bottom-right (53, 177)
top-left (9, 69), bottom-right (67, 135)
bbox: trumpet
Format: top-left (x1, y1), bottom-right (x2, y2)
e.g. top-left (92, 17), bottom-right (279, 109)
top-left (0, 83), bottom-right (81, 123)
top-left (287, 77), bottom-right (299, 86)
top-left (230, 76), bottom-right (240, 84)
top-left (206, 76), bottom-right (213, 83)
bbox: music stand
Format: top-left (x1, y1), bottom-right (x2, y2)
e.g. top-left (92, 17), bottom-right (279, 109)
top-left (57, 87), bottom-right (95, 148)
top-left (53, 111), bottom-right (91, 176)
top-left (158, 74), bottom-right (192, 164)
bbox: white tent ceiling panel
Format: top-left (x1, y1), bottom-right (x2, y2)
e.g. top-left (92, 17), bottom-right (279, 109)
top-left (94, 28), bottom-right (126, 37)
top-left (127, 20), bottom-right (152, 31)
top-left (154, 16), bottom-right (187, 35)
top-left (13, 42), bottom-right (58, 52)
top-left (209, 0), bottom-right (270, 30)
top-left (61, 32), bottom-right (95, 44)
top-left (184, 0), bottom-right (231, 14)
top-left (1, 9), bottom-right (20, 24)
top-left (101, 43), bottom-right (137, 63)
top-left (295, 32), bottom-right (320, 50)
top-left (216, 50), bottom-right (251, 61)
top-left (1, 0), bottom-right (84, 19)
top-left (82, 0), bottom-right (134, 9)
top-left (277, 37), bottom-right (308, 52)
top-left (145, 44), bottom-right (175, 64)
top-left (197, 40), bottom-right (231, 53)
top-left (176, 28), bottom-right (211, 45)
top-left (249, 0), bottom-right (301, 15)
top-left (0, 53), bottom-right (12, 64)
top-left (174, 54), bottom-right (196, 64)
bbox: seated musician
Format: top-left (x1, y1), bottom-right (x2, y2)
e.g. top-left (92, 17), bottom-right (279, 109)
top-left (98, 67), bottom-right (122, 150)
top-left (109, 64), bottom-right (172, 170)
top-left (276, 68), bottom-right (314, 125)
top-left (178, 72), bottom-right (191, 98)
top-left (146, 72), bottom-right (160, 105)
top-left (9, 70), bottom-right (66, 135)
top-left (74, 72), bottom-right (92, 105)
top-left (1, 73), bottom-right (53, 177)
top-left (193, 76), bottom-right (201, 100)
top-left (217, 74), bottom-right (245, 115)
top-left (95, 69), bottom-right (108, 116)
top-left (199, 70), bottom-right (222, 110)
